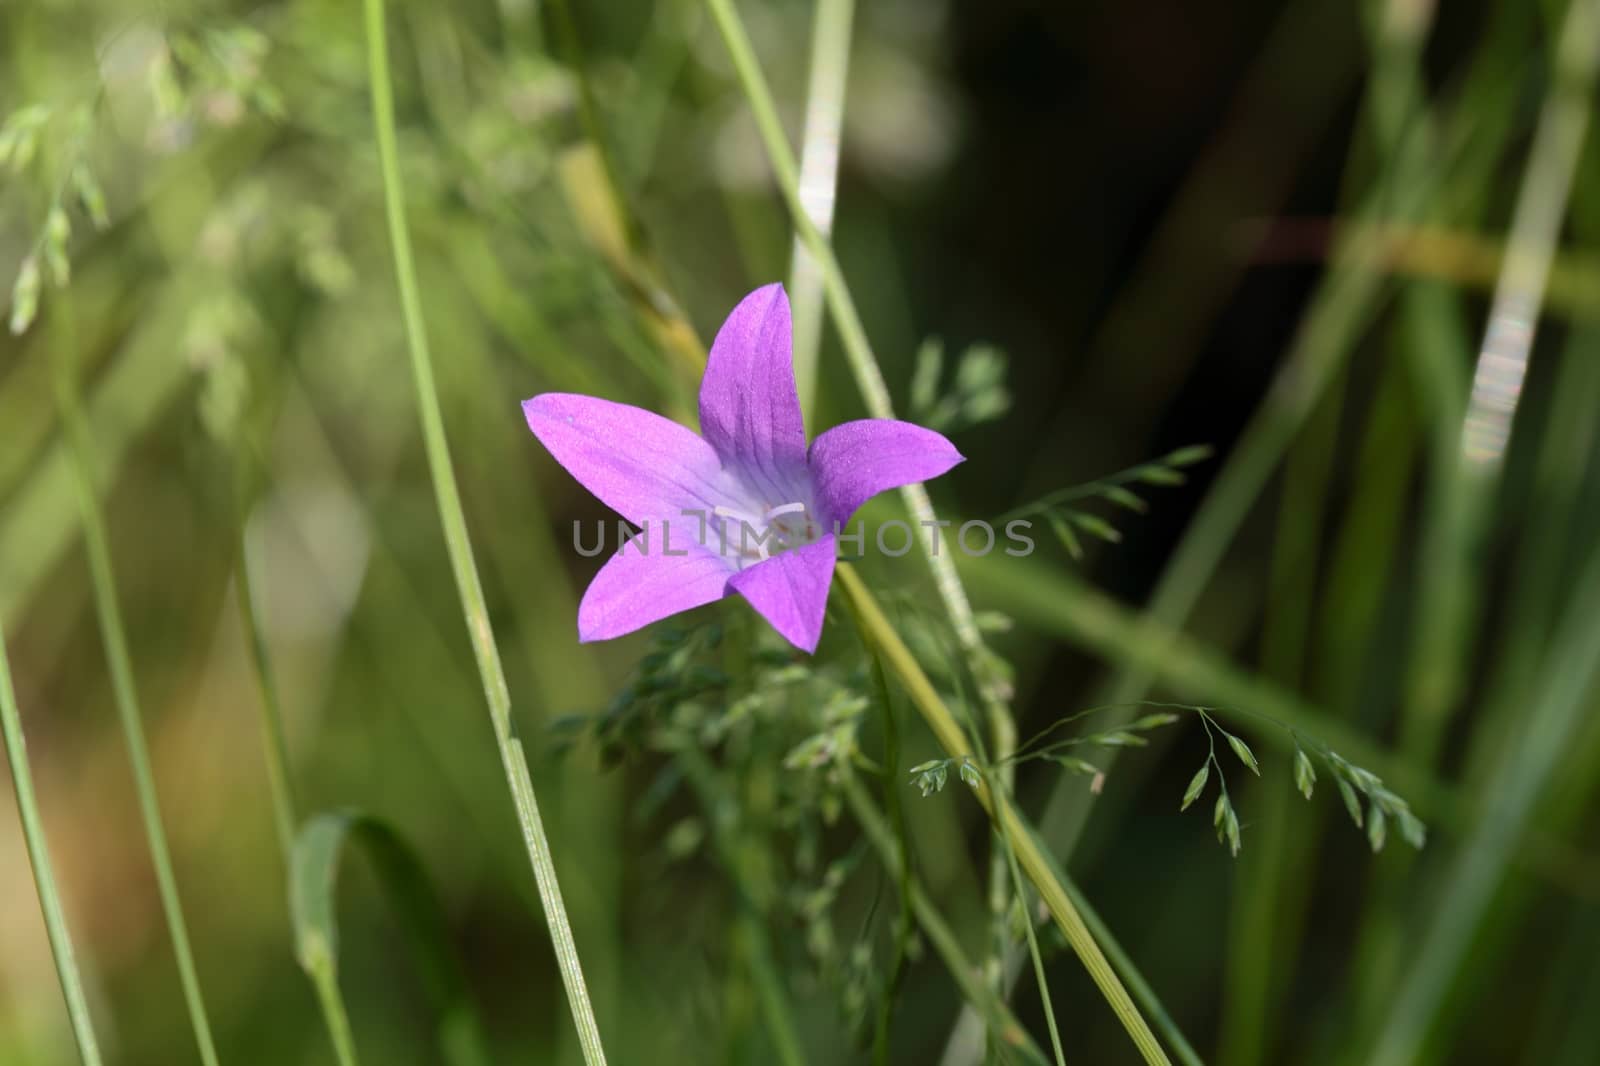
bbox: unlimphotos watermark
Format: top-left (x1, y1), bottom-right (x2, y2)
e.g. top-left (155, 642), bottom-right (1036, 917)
top-left (572, 507), bottom-right (1037, 561)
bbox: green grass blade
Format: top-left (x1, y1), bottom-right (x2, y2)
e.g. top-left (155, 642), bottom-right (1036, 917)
top-left (359, 2), bottom-right (608, 1061)
top-left (0, 629), bottom-right (104, 1066)
top-left (47, 306), bottom-right (220, 1066)
top-left (787, 0), bottom-right (856, 417)
top-left (842, 776), bottom-right (1051, 1066)
top-left (290, 812), bottom-right (494, 1066)
top-left (836, 565), bottom-right (1174, 1065)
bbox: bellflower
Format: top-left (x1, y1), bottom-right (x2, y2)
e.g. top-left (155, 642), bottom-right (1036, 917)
top-left (523, 283), bottom-right (963, 652)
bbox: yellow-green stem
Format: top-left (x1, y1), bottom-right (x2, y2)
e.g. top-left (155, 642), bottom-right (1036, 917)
top-left (835, 565), bottom-right (1173, 1066)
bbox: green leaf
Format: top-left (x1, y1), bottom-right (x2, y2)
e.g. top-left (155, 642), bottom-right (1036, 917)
top-left (1048, 755), bottom-right (1101, 777)
top-left (1223, 806), bottom-right (1242, 857)
top-left (71, 165), bottom-right (111, 229)
top-left (959, 759), bottom-right (982, 790)
top-left (44, 206), bottom-right (71, 286)
top-left (9, 257), bottom-right (40, 336)
top-left (1213, 792), bottom-right (1229, 830)
top-left (1396, 807), bottom-right (1427, 849)
top-left (291, 811), bottom-right (493, 1066)
top-left (1293, 747), bottom-right (1317, 800)
top-left (973, 610), bottom-right (1013, 634)
top-left (1366, 802), bottom-right (1388, 853)
top-left (1163, 444), bottom-right (1214, 467)
top-left (1137, 464), bottom-right (1186, 486)
top-left (1048, 513), bottom-right (1084, 559)
top-left (1068, 511), bottom-right (1123, 543)
top-left (1225, 732), bottom-right (1260, 775)
top-left (1180, 764), bottom-right (1209, 811)
top-left (1102, 485), bottom-right (1148, 512)
top-left (910, 760), bottom-right (950, 797)
top-left (1337, 777), bottom-right (1363, 829)
top-left (1089, 730), bottom-right (1147, 748)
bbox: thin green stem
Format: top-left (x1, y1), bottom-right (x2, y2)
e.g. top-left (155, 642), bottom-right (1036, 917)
top-left (673, 742), bottom-right (807, 1066)
top-left (836, 565), bottom-right (1173, 1066)
top-left (1, 629), bottom-right (104, 1066)
top-left (841, 775), bottom-right (1050, 1065)
top-left (47, 306), bottom-right (220, 1066)
top-left (787, 0), bottom-right (856, 418)
top-left (865, 647), bottom-right (913, 1066)
top-left (232, 446), bottom-right (374, 1062)
top-left (996, 811), bottom-right (1067, 1066)
top-left (1219, 353), bottom-right (1345, 1066)
top-left (360, 2), bottom-right (607, 1062)
top-left (234, 503), bottom-right (300, 858)
top-left (306, 956), bottom-right (363, 1066)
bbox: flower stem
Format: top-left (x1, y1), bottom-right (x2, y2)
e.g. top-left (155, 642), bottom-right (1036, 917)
top-left (0, 629), bottom-right (104, 1066)
top-left (360, 2), bottom-right (607, 1062)
top-left (835, 565), bottom-right (1173, 1066)
top-left (47, 305), bottom-right (220, 1066)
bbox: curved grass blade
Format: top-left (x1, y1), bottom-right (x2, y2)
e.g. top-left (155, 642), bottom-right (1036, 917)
top-left (1, 629), bottom-right (104, 1066)
top-left (290, 811), bottom-right (493, 1066)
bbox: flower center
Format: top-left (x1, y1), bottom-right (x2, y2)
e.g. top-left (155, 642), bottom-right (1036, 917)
top-left (711, 499), bottom-right (819, 565)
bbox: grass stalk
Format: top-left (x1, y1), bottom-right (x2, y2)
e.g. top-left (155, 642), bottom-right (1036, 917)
top-left (233, 491), bottom-right (300, 859)
top-left (836, 564), bottom-right (1173, 1066)
top-left (305, 957), bottom-right (362, 1066)
top-left (672, 742), bottom-right (807, 1066)
top-left (996, 822), bottom-right (1067, 1066)
top-left (0, 629), bottom-right (104, 1066)
top-left (841, 776), bottom-right (1050, 1065)
top-left (1218, 363), bottom-right (1346, 1066)
top-left (360, 1), bottom-right (607, 1062)
top-left (786, 0), bottom-right (856, 417)
top-left (230, 447), bottom-right (380, 1063)
top-left (1401, 0), bottom-right (1600, 768)
top-left (47, 305), bottom-right (220, 1066)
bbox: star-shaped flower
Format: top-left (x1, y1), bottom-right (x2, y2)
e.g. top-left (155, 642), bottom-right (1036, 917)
top-left (523, 283), bottom-right (963, 652)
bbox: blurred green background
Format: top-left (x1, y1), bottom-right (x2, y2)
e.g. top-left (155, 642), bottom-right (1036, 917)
top-left (4, 0), bottom-right (1600, 1063)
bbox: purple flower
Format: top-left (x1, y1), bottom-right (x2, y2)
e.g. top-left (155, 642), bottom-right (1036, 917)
top-left (522, 283), bottom-right (964, 653)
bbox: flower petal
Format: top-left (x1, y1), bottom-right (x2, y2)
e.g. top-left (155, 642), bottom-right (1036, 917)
top-left (808, 419), bottom-right (965, 527)
top-left (524, 393), bottom-right (732, 526)
top-left (727, 535), bottom-right (837, 653)
top-left (698, 284), bottom-right (808, 496)
top-left (578, 544), bottom-right (734, 642)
